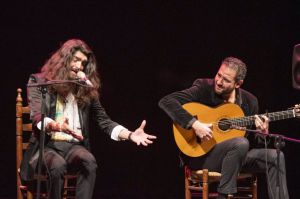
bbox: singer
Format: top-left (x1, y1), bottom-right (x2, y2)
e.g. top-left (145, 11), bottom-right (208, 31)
top-left (20, 39), bottom-right (156, 199)
top-left (159, 57), bottom-right (289, 199)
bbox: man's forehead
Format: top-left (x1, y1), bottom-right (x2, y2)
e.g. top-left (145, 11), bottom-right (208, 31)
top-left (218, 65), bottom-right (237, 80)
top-left (73, 50), bottom-right (88, 60)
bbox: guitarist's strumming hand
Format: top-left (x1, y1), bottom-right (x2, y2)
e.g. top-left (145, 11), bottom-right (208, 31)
top-left (254, 115), bottom-right (269, 134)
top-left (192, 120), bottom-right (213, 140)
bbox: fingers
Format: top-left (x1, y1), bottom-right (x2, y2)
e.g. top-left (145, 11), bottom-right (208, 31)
top-left (261, 115), bottom-right (269, 123)
top-left (200, 133), bottom-right (212, 140)
top-left (146, 135), bottom-right (157, 139)
top-left (202, 124), bottom-right (213, 139)
top-left (63, 117), bottom-right (69, 124)
top-left (132, 120), bottom-right (158, 146)
top-left (145, 139), bottom-right (153, 144)
top-left (255, 115), bottom-right (269, 133)
top-left (140, 137), bottom-right (156, 146)
top-left (255, 115), bottom-right (268, 127)
top-left (134, 140), bottom-right (148, 146)
top-left (139, 120), bottom-right (146, 130)
top-left (197, 129), bottom-right (212, 140)
top-left (207, 123), bottom-right (213, 128)
top-left (133, 134), bottom-right (156, 146)
top-left (193, 121), bottom-right (213, 140)
top-left (204, 125), bottom-right (213, 138)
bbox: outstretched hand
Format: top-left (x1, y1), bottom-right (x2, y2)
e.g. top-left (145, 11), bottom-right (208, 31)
top-left (130, 120), bottom-right (157, 146)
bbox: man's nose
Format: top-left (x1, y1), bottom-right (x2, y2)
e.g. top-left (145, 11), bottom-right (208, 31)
top-left (216, 78), bottom-right (223, 85)
top-left (75, 61), bottom-right (82, 68)
top-left (74, 62), bottom-right (84, 71)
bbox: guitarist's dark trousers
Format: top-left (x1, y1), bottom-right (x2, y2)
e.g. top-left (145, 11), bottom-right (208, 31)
top-left (187, 137), bottom-right (289, 199)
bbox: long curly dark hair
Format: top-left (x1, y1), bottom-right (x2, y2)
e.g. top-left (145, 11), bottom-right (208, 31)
top-left (40, 39), bottom-right (101, 107)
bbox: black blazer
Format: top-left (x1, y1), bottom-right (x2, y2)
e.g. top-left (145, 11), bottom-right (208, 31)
top-left (20, 73), bottom-right (119, 181)
top-left (158, 78), bottom-right (267, 166)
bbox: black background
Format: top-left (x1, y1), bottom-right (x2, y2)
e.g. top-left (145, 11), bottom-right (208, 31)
top-left (1, 1), bottom-right (300, 198)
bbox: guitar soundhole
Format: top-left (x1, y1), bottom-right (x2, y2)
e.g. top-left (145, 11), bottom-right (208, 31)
top-left (218, 119), bottom-right (231, 131)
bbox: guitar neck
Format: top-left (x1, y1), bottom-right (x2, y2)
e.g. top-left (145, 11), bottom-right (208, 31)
top-left (231, 109), bottom-right (296, 126)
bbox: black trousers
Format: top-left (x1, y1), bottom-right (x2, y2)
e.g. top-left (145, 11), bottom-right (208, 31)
top-left (188, 137), bottom-right (289, 199)
top-left (42, 141), bottom-right (98, 199)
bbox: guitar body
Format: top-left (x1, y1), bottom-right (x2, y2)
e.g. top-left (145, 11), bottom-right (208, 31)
top-left (173, 102), bottom-right (246, 157)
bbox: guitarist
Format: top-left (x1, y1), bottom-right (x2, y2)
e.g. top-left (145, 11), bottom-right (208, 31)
top-left (159, 57), bottom-right (289, 199)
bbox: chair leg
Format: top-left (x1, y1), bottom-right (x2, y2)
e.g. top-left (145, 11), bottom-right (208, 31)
top-left (17, 187), bottom-right (22, 199)
top-left (227, 194), bottom-right (234, 199)
top-left (27, 190), bottom-right (33, 199)
top-left (202, 169), bottom-right (209, 199)
top-left (252, 175), bottom-right (257, 199)
top-left (185, 167), bottom-right (192, 199)
top-left (63, 178), bottom-right (68, 199)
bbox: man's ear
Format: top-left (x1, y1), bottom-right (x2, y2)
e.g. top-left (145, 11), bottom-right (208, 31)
top-left (235, 80), bottom-right (243, 88)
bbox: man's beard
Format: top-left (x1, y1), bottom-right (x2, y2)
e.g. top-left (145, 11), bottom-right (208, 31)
top-left (214, 85), bottom-right (234, 96)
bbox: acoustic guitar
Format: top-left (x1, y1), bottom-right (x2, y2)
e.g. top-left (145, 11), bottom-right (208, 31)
top-left (173, 102), bottom-right (299, 157)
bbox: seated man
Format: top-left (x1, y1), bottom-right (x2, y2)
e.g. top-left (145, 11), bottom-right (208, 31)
top-left (20, 39), bottom-right (156, 199)
top-left (159, 57), bottom-right (289, 199)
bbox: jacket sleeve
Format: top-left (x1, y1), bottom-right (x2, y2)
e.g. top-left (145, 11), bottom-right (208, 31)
top-left (90, 99), bottom-right (120, 136)
top-left (158, 79), bottom-right (207, 129)
top-left (20, 74), bottom-right (45, 182)
top-left (27, 74), bottom-right (45, 132)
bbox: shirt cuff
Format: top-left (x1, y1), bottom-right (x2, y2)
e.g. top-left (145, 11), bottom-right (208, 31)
top-left (186, 118), bottom-right (197, 130)
top-left (37, 117), bottom-right (55, 130)
top-left (111, 125), bottom-right (128, 141)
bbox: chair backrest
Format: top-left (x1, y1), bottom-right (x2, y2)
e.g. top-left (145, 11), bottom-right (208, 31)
top-left (16, 88), bottom-right (77, 199)
top-left (16, 88), bottom-right (32, 199)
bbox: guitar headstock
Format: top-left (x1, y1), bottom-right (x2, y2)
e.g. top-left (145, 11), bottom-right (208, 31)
top-left (292, 104), bottom-right (300, 118)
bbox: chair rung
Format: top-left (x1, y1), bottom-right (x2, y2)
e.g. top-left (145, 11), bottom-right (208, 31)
top-left (64, 187), bottom-right (76, 191)
top-left (22, 106), bottom-right (30, 113)
top-left (232, 196), bottom-right (253, 199)
top-left (237, 187), bottom-right (252, 191)
top-left (22, 123), bottom-right (32, 131)
top-left (22, 143), bottom-right (29, 149)
top-left (65, 175), bottom-right (77, 179)
top-left (188, 186), bottom-right (202, 191)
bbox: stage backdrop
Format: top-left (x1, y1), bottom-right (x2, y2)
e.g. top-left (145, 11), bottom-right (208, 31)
top-left (1, 1), bottom-right (300, 198)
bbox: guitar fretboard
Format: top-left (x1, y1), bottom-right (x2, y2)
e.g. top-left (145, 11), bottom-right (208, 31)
top-left (228, 109), bottom-right (296, 127)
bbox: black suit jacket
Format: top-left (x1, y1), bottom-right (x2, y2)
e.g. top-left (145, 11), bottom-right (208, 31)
top-left (20, 73), bottom-right (119, 181)
top-left (158, 78), bottom-right (267, 166)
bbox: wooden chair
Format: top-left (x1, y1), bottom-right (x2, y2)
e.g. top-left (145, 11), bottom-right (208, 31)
top-left (16, 88), bottom-right (77, 199)
top-left (185, 167), bottom-right (257, 199)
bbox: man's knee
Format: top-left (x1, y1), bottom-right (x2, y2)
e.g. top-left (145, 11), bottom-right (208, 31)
top-left (87, 158), bottom-right (98, 172)
top-left (268, 149), bottom-right (285, 165)
top-left (234, 137), bottom-right (249, 155)
top-left (49, 163), bottom-right (67, 178)
top-left (81, 154), bottom-right (98, 173)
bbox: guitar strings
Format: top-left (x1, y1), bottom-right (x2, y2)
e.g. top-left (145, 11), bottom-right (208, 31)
top-left (209, 109), bottom-right (295, 128)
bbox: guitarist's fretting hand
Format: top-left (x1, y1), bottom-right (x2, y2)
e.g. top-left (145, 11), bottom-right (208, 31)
top-left (192, 120), bottom-right (213, 140)
top-left (254, 115), bottom-right (269, 134)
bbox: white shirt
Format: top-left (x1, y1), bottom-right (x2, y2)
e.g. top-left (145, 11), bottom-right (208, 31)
top-left (37, 93), bottom-right (126, 141)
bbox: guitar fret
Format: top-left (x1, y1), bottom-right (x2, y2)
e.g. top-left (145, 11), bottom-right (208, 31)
top-left (175, 102), bottom-right (298, 157)
top-left (229, 110), bottom-right (295, 127)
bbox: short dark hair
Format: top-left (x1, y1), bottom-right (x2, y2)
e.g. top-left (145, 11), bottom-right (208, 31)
top-left (222, 57), bottom-right (247, 81)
